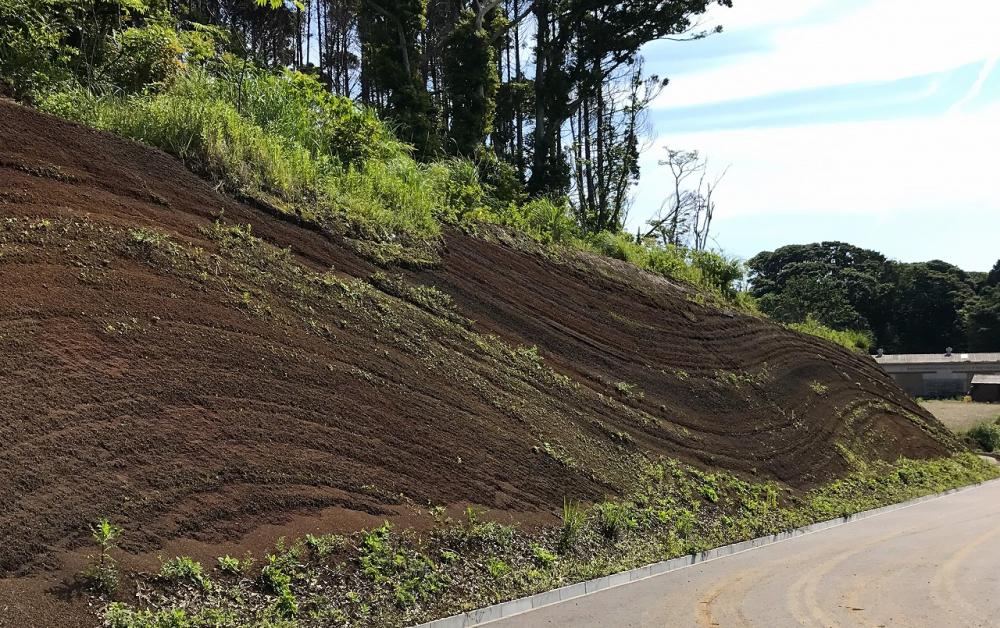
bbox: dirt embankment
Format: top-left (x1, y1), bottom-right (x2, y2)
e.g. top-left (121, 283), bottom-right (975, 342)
top-left (0, 101), bottom-right (957, 624)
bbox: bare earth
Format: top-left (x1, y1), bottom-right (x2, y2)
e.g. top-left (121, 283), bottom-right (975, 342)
top-left (921, 400), bottom-right (1000, 433)
top-left (489, 479), bottom-right (1000, 628)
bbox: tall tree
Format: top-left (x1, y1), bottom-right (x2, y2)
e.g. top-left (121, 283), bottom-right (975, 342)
top-left (527, 0), bottom-right (730, 196)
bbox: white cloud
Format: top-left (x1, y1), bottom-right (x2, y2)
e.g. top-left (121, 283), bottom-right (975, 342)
top-left (631, 103), bottom-right (1000, 227)
top-left (655, 0), bottom-right (1000, 109)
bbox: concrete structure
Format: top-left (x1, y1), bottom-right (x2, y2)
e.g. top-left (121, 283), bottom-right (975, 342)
top-left (873, 352), bottom-right (1000, 398)
top-left (971, 374), bottom-right (1000, 403)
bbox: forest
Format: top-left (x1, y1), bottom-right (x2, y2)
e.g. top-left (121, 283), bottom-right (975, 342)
top-left (749, 243), bottom-right (1000, 354)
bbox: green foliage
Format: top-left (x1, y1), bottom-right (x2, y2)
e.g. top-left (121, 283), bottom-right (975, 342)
top-left (486, 557), bottom-right (510, 579)
top-left (304, 533), bottom-right (346, 559)
top-left (216, 554), bottom-right (252, 576)
top-left (82, 518), bottom-right (123, 594)
top-left (558, 498), bottom-right (586, 554)
top-left (358, 522), bottom-right (442, 608)
top-left (593, 501), bottom-right (636, 540)
top-left (100, 453), bottom-right (997, 626)
top-left (750, 242), bottom-right (995, 353)
top-left (586, 231), bottom-right (746, 302)
top-left (103, 18), bottom-right (185, 91)
top-left (809, 381), bottom-right (829, 395)
top-left (967, 422), bottom-right (1000, 453)
top-left (787, 315), bottom-right (873, 353)
top-left (530, 544), bottom-right (557, 569)
top-left (160, 556), bottom-right (211, 590)
top-left (443, 8), bottom-right (500, 156)
top-left (0, 0), bottom-right (76, 96)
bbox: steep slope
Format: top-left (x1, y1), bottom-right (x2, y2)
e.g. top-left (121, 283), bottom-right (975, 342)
top-left (0, 101), bottom-right (960, 621)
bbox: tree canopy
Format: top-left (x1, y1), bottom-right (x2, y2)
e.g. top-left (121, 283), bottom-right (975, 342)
top-left (748, 242), bottom-right (999, 353)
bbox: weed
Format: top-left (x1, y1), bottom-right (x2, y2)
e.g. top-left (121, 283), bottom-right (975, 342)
top-left (304, 533), bottom-right (346, 559)
top-left (594, 502), bottom-right (635, 540)
top-left (809, 381), bottom-right (829, 395)
top-left (487, 557), bottom-right (510, 579)
top-left (216, 554), bottom-right (248, 576)
top-left (615, 381), bottom-right (642, 399)
top-left (530, 544), bottom-right (557, 569)
top-left (159, 556), bottom-right (211, 590)
top-left (81, 518), bottom-right (122, 594)
top-left (558, 498), bottom-right (587, 554)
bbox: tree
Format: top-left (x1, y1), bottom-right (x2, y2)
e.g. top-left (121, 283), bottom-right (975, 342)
top-left (643, 148), bottom-right (726, 250)
top-left (964, 285), bottom-right (1000, 351)
top-left (526, 0), bottom-right (731, 196)
top-left (568, 60), bottom-right (665, 233)
top-left (892, 261), bottom-right (975, 353)
top-left (442, 3), bottom-right (501, 156)
top-left (747, 242), bottom-right (895, 344)
top-left (358, 0), bottom-right (440, 156)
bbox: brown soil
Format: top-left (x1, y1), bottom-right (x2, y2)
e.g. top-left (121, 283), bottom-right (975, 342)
top-left (0, 101), bottom-right (959, 625)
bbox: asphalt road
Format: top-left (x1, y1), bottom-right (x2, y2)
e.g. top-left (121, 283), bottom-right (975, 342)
top-left (488, 480), bottom-right (1000, 627)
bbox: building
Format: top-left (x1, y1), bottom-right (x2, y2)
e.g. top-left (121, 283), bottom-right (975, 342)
top-left (873, 352), bottom-right (1000, 398)
top-left (971, 374), bottom-right (1000, 403)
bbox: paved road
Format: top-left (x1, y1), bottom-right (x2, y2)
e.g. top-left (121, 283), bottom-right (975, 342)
top-left (489, 480), bottom-right (1000, 627)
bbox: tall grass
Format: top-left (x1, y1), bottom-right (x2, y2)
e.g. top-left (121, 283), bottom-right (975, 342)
top-left (39, 69), bottom-right (460, 242)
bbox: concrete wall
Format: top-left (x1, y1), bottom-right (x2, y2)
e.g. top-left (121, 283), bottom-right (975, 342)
top-left (881, 363), bottom-right (1000, 398)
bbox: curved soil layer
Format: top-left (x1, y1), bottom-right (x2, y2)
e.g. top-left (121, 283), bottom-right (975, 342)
top-left (0, 101), bottom-right (956, 624)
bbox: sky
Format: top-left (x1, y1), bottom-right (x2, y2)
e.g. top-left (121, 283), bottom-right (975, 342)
top-left (630, 0), bottom-right (1000, 271)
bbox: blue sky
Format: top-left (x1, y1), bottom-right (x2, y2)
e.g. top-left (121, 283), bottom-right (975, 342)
top-left (629, 0), bottom-right (1000, 271)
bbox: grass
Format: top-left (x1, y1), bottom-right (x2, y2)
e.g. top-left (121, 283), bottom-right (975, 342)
top-left (97, 453), bottom-right (998, 627)
top-left (787, 315), bottom-right (874, 353)
top-left (921, 400), bottom-right (1000, 434)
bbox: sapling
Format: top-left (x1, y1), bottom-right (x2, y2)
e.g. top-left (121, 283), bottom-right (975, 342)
top-left (84, 518), bottom-right (123, 594)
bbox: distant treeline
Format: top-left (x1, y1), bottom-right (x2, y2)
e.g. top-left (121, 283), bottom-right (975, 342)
top-left (748, 242), bottom-right (1000, 354)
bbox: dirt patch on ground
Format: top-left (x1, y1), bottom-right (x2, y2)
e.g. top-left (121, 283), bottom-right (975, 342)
top-left (0, 101), bottom-right (961, 624)
top-left (920, 401), bottom-right (1000, 433)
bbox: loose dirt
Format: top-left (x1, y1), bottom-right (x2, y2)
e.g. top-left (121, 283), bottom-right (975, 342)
top-left (0, 101), bottom-right (960, 625)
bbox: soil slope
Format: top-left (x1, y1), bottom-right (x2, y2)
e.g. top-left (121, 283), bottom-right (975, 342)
top-left (0, 101), bottom-right (957, 623)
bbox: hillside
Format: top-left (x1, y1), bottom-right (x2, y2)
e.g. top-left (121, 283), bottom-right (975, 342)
top-left (0, 101), bottom-right (977, 625)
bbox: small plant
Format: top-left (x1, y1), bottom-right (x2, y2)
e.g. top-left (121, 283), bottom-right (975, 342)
top-left (159, 556), bottom-right (210, 590)
top-left (82, 518), bottom-right (123, 594)
top-left (304, 533), bottom-right (346, 559)
top-left (260, 556), bottom-right (293, 594)
top-left (809, 381), bottom-right (829, 395)
top-left (558, 498), bottom-right (587, 554)
top-left (216, 555), bottom-right (244, 575)
top-left (594, 501), bottom-right (635, 540)
top-left (487, 557), bottom-right (510, 579)
top-left (615, 381), bottom-right (640, 398)
top-left (530, 544), bottom-right (557, 569)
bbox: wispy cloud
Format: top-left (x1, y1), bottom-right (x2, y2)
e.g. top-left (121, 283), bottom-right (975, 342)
top-left (633, 0), bottom-right (1000, 270)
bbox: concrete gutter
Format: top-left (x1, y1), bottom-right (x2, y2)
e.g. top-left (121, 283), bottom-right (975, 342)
top-left (413, 478), bottom-right (1000, 628)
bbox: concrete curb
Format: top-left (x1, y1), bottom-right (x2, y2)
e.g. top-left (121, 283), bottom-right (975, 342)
top-left (413, 478), bottom-right (1000, 628)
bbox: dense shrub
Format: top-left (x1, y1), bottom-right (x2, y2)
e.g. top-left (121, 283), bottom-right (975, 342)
top-left (967, 422), bottom-right (1000, 453)
top-left (0, 0), bottom-right (75, 96)
top-left (103, 19), bottom-right (185, 91)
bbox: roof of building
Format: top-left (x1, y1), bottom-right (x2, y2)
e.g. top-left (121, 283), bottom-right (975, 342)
top-left (971, 374), bottom-right (1000, 385)
top-left (874, 353), bottom-right (1000, 365)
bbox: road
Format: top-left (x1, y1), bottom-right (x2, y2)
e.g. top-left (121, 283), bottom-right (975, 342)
top-left (488, 480), bottom-right (1000, 627)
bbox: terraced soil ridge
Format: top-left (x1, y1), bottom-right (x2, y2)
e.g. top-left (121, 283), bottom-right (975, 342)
top-left (0, 101), bottom-right (957, 622)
